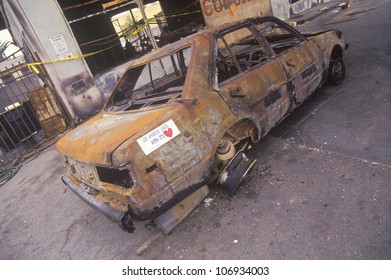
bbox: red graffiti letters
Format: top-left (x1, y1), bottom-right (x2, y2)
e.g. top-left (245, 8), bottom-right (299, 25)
top-left (202, 0), bottom-right (252, 16)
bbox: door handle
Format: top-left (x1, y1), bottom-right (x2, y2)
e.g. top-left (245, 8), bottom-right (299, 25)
top-left (229, 87), bottom-right (245, 98)
top-left (286, 61), bottom-right (296, 68)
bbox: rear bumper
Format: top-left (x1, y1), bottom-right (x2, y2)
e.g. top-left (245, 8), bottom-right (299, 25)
top-left (61, 175), bottom-right (135, 233)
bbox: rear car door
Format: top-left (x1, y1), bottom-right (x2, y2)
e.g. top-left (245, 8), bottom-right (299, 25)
top-left (213, 23), bottom-right (291, 131)
top-left (254, 18), bottom-right (324, 106)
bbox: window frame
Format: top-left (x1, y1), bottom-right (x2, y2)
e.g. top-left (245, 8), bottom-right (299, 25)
top-left (212, 21), bottom-right (274, 88)
top-left (104, 45), bottom-right (193, 112)
top-left (251, 17), bottom-right (307, 57)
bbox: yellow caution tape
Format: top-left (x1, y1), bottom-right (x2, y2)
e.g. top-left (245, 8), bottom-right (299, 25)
top-left (28, 22), bottom-right (148, 74)
top-left (28, 46), bottom-right (113, 74)
top-left (123, 21), bottom-right (147, 41)
top-left (27, 10), bottom-right (202, 74)
top-left (160, 10), bottom-right (202, 19)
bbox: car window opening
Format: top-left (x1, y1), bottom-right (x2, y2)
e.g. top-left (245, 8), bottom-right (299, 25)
top-left (106, 47), bottom-right (192, 112)
top-left (254, 21), bottom-right (304, 55)
top-left (216, 27), bottom-right (270, 83)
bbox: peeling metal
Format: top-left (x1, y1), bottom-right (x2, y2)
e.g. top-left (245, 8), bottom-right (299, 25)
top-left (154, 185), bottom-right (209, 234)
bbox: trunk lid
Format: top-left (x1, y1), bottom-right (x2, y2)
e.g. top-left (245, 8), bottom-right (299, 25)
top-left (56, 107), bottom-right (172, 165)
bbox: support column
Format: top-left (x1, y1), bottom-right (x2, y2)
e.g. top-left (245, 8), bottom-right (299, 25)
top-left (135, 0), bottom-right (158, 50)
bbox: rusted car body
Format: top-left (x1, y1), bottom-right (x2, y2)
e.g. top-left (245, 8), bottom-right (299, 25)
top-left (56, 16), bottom-right (347, 232)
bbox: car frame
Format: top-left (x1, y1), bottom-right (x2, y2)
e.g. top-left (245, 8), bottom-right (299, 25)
top-left (56, 16), bottom-right (348, 233)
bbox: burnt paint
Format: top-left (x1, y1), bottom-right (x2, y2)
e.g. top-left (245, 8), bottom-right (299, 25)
top-left (70, 79), bottom-right (88, 96)
top-left (62, 74), bottom-right (95, 97)
top-left (301, 64), bottom-right (317, 79)
top-left (264, 89), bottom-right (282, 107)
top-left (142, 177), bottom-right (210, 220)
top-left (287, 80), bottom-right (295, 93)
top-left (145, 163), bottom-right (158, 174)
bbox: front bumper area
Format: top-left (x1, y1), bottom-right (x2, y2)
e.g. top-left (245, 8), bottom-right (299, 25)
top-left (62, 175), bottom-right (135, 233)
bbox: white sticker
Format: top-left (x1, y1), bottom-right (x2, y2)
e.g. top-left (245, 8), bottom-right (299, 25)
top-left (137, 119), bottom-right (181, 155)
top-left (49, 33), bottom-right (72, 59)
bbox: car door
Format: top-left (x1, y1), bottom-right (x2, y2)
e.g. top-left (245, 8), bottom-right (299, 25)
top-left (254, 18), bottom-right (324, 106)
top-left (213, 23), bottom-right (291, 132)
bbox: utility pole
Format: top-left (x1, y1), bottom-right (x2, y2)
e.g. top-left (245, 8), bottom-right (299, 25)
top-left (135, 0), bottom-right (158, 50)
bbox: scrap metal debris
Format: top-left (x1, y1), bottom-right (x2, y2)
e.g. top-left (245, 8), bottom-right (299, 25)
top-left (137, 186), bottom-right (209, 255)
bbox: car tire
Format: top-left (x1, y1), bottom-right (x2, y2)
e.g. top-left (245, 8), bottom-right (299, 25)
top-left (328, 57), bottom-right (345, 85)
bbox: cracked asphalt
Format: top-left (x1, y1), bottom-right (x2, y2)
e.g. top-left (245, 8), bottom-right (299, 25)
top-left (1, 0), bottom-right (390, 259)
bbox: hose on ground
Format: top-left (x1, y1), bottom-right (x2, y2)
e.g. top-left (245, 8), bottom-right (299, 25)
top-left (0, 156), bottom-right (22, 187)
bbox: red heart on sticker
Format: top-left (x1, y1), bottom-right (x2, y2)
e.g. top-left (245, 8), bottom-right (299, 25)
top-left (163, 128), bottom-right (173, 138)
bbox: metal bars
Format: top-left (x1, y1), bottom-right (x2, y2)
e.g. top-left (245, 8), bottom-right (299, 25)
top-left (0, 59), bottom-right (66, 166)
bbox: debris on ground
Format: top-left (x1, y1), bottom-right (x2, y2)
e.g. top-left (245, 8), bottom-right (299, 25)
top-left (204, 198), bottom-right (214, 207)
top-left (338, 1), bottom-right (353, 10)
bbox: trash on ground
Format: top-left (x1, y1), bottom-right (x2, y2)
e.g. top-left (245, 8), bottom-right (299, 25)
top-left (338, 1), bottom-right (353, 10)
top-left (204, 198), bottom-right (214, 207)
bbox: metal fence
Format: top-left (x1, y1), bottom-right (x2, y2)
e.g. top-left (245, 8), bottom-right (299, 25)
top-left (0, 59), bottom-right (67, 166)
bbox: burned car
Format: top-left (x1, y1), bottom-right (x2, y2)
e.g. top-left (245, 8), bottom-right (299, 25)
top-left (56, 16), bottom-right (347, 232)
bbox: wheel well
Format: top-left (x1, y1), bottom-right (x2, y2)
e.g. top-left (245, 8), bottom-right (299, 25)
top-left (211, 118), bottom-right (260, 181)
top-left (331, 45), bottom-right (343, 60)
top-left (226, 118), bottom-right (260, 143)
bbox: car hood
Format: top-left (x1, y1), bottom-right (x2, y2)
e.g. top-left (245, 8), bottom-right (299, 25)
top-left (56, 107), bottom-right (172, 165)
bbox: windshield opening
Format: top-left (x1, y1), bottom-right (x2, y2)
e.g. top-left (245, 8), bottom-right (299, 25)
top-left (106, 47), bottom-right (192, 111)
